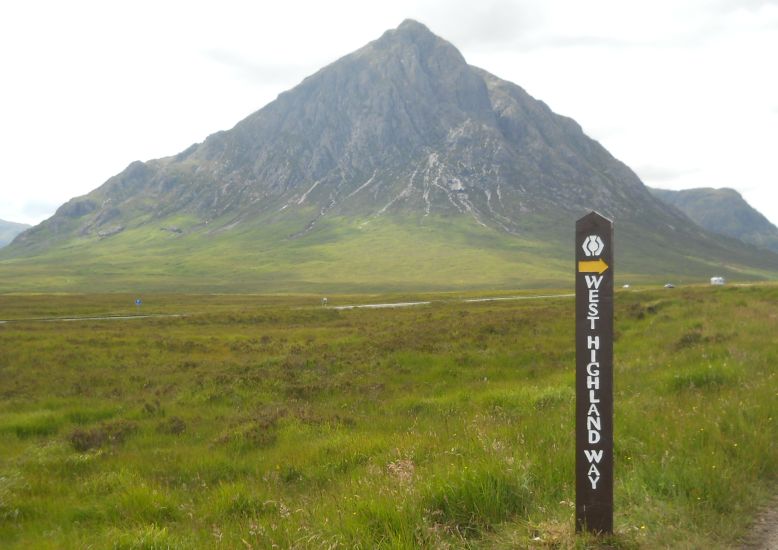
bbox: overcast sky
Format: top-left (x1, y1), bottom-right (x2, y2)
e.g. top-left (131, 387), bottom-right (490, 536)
top-left (2, 0), bottom-right (777, 226)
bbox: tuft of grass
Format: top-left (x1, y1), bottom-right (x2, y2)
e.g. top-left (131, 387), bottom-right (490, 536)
top-left (424, 466), bottom-right (532, 538)
top-left (0, 411), bottom-right (63, 438)
top-left (65, 407), bottom-right (119, 425)
top-left (531, 386), bottom-right (574, 410)
top-left (211, 482), bottom-right (268, 520)
top-left (110, 524), bottom-right (187, 550)
top-left (667, 363), bottom-right (736, 392)
top-left (113, 484), bottom-right (180, 525)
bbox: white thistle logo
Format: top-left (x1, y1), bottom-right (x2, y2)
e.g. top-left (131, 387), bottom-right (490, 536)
top-left (582, 235), bottom-right (604, 257)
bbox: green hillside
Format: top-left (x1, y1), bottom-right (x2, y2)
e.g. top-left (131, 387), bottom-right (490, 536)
top-left (650, 187), bottom-right (778, 253)
top-left (0, 219), bottom-right (30, 248)
top-left (2, 209), bottom-right (776, 293)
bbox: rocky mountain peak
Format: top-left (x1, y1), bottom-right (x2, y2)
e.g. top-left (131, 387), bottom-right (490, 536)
top-left (358, 19), bottom-right (484, 113)
top-left (397, 18), bottom-right (431, 32)
top-left (376, 19), bottom-right (449, 51)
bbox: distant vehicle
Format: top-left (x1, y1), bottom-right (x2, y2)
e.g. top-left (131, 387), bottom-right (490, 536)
top-left (622, 284), bottom-right (630, 289)
top-left (664, 283), bottom-right (675, 289)
top-left (710, 276), bottom-right (725, 285)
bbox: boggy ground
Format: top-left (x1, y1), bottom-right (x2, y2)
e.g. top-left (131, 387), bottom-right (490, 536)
top-left (0, 285), bottom-right (776, 548)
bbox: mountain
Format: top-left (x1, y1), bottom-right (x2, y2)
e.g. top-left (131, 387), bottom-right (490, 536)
top-left (650, 187), bottom-right (778, 253)
top-left (2, 20), bottom-right (778, 292)
top-left (0, 219), bottom-right (30, 248)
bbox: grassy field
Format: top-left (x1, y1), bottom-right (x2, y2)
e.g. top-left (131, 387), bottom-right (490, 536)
top-left (0, 285), bottom-right (776, 548)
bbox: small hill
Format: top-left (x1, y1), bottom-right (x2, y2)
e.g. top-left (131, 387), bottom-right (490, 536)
top-left (650, 187), bottom-right (778, 253)
top-left (0, 219), bottom-right (31, 248)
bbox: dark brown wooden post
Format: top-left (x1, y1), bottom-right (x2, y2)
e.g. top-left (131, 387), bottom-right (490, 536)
top-left (575, 211), bottom-right (614, 534)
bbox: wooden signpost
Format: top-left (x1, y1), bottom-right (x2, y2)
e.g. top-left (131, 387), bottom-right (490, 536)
top-left (575, 211), bottom-right (614, 534)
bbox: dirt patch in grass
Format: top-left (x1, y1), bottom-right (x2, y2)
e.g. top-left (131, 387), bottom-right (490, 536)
top-left (741, 494), bottom-right (778, 549)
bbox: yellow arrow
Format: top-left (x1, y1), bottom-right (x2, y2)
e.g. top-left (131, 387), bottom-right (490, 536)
top-left (578, 258), bottom-right (609, 274)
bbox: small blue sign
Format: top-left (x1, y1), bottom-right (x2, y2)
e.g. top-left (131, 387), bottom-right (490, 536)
top-left (135, 298), bottom-right (142, 306)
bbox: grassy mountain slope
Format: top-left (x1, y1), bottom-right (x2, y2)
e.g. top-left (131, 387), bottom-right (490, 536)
top-left (1, 209), bottom-right (775, 293)
top-left (0, 219), bottom-right (30, 248)
top-left (650, 187), bottom-right (778, 253)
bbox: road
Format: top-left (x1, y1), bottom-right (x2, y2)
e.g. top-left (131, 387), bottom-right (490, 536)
top-left (331, 301), bottom-right (431, 310)
top-left (329, 292), bottom-right (575, 310)
top-left (0, 293), bottom-right (577, 323)
top-left (0, 313), bottom-right (185, 324)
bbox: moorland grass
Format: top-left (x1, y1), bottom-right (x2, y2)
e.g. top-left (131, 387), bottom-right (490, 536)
top-left (0, 285), bottom-right (776, 548)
